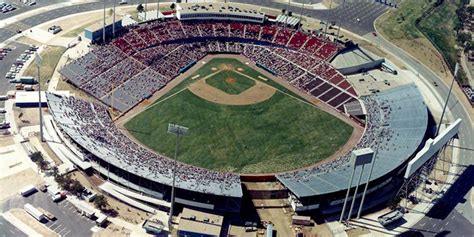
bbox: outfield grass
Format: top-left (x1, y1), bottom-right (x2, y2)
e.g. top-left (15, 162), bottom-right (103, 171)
top-left (125, 57), bottom-right (352, 173)
top-left (125, 90), bottom-right (352, 173)
top-left (206, 70), bottom-right (256, 94)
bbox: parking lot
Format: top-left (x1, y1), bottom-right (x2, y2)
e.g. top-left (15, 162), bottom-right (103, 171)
top-left (0, 190), bottom-right (95, 237)
top-left (0, 42), bottom-right (28, 107)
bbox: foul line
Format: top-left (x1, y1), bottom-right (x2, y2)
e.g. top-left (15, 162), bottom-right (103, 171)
top-left (232, 69), bottom-right (318, 108)
top-left (142, 87), bottom-right (188, 112)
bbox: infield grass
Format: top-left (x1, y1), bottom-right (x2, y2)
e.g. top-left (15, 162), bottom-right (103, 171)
top-left (206, 70), bottom-right (256, 94)
top-left (125, 57), bottom-right (352, 173)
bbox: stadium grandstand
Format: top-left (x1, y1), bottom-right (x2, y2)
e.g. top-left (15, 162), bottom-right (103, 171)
top-left (59, 19), bottom-right (351, 114)
top-left (46, 93), bottom-right (242, 212)
top-left (277, 84), bottom-right (428, 213)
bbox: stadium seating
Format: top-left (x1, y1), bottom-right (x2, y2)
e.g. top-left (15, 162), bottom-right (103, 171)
top-left (60, 20), bottom-right (351, 114)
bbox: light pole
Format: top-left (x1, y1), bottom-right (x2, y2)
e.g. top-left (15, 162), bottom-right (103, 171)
top-left (112, 0), bottom-right (116, 38)
top-left (144, 0), bottom-right (148, 21)
top-left (156, 0), bottom-right (160, 19)
top-left (103, 0), bottom-right (106, 44)
top-left (35, 52), bottom-right (44, 142)
top-left (336, 0), bottom-right (346, 40)
top-left (167, 123), bottom-right (189, 230)
top-left (323, 0), bottom-right (333, 37)
top-left (436, 63), bottom-right (458, 137)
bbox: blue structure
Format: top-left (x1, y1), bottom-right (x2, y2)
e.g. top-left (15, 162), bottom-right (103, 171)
top-left (84, 18), bottom-right (123, 43)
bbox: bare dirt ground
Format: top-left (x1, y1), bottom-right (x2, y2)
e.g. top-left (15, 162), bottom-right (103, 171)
top-left (243, 182), bottom-right (285, 191)
top-left (15, 36), bottom-right (43, 46)
top-left (30, 136), bottom-right (63, 165)
top-left (252, 198), bottom-right (295, 237)
top-left (0, 136), bottom-right (15, 147)
top-left (10, 208), bottom-right (59, 237)
top-left (188, 70), bottom-right (276, 106)
top-left (0, 168), bottom-right (44, 201)
top-left (346, 227), bottom-right (371, 237)
top-left (13, 108), bottom-right (42, 128)
top-left (71, 171), bottom-right (149, 225)
top-left (93, 223), bottom-right (131, 237)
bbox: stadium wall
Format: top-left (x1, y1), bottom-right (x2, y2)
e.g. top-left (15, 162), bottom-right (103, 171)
top-left (91, 155), bottom-right (242, 213)
top-left (336, 59), bottom-right (385, 75)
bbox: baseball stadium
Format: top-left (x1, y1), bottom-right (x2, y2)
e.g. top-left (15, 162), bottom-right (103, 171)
top-left (0, 0), bottom-right (462, 236)
top-left (44, 2), bottom-right (428, 216)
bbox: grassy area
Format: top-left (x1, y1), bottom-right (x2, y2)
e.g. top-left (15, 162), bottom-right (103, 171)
top-left (418, 0), bottom-right (461, 70)
top-left (125, 58), bottom-right (352, 173)
top-left (63, 26), bottom-right (88, 37)
top-left (206, 70), bottom-right (256, 94)
top-left (23, 46), bottom-right (66, 89)
top-left (376, 0), bottom-right (430, 41)
top-left (376, 0), bottom-right (463, 76)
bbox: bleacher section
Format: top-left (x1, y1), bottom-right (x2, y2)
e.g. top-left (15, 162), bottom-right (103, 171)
top-left (277, 84), bottom-right (428, 210)
top-left (46, 93), bottom-right (242, 200)
top-left (59, 20), bottom-right (344, 114)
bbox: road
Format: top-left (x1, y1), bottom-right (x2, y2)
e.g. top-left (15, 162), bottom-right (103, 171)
top-left (0, 0), bottom-right (390, 104)
top-left (0, 0), bottom-right (64, 21)
top-left (366, 31), bottom-right (474, 237)
top-left (409, 166), bottom-right (474, 236)
top-left (235, 0), bottom-right (390, 35)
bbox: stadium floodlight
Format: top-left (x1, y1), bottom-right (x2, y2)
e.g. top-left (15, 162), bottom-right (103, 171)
top-left (339, 148), bottom-right (374, 223)
top-left (167, 123), bottom-right (189, 230)
top-left (35, 52), bottom-right (44, 142)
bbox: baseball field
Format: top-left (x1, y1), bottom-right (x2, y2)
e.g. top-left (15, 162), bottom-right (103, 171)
top-left (124, 57), bottom-right (353, 173)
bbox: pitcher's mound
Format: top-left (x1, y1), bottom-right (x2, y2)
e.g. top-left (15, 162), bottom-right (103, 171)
top-left (226, 78), bottom-right (236, 84)
top-left (188, 79), bottom-right (276, 105)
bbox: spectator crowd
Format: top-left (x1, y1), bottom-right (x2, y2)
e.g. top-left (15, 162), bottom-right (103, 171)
top-left (60, 20), bottom-right (355, 113)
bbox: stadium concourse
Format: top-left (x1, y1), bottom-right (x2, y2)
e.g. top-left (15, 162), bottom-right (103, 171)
top-left (44, 8), bottom-right (434, 215)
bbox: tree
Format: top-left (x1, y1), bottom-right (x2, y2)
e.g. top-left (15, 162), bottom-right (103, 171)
top-left (137, 4), bottom-right (144, 12)
top-left (94, 194), bottom-right (109, 210)
top-left (457, 32), bottom-right (471, 45)
top-left (69, 179), bottom-right (85, 196)
top-left (30, 151), bottom-right (43, 162)
top-left (288, 11), bottom-right (293, 17)
top-left (52, 166), bottom-right (59, 178)
top-left (281, 9), bottom-right (286, 15)
top-left (464, 41), bottom-right (474, 52)
top-left (170, 3), bottom-right (176, 10)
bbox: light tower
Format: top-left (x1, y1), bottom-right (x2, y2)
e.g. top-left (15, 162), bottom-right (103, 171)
top-left (167, 123), bottom-right (189, 230)
top-left (35, 52), bottom-right (44, 142)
